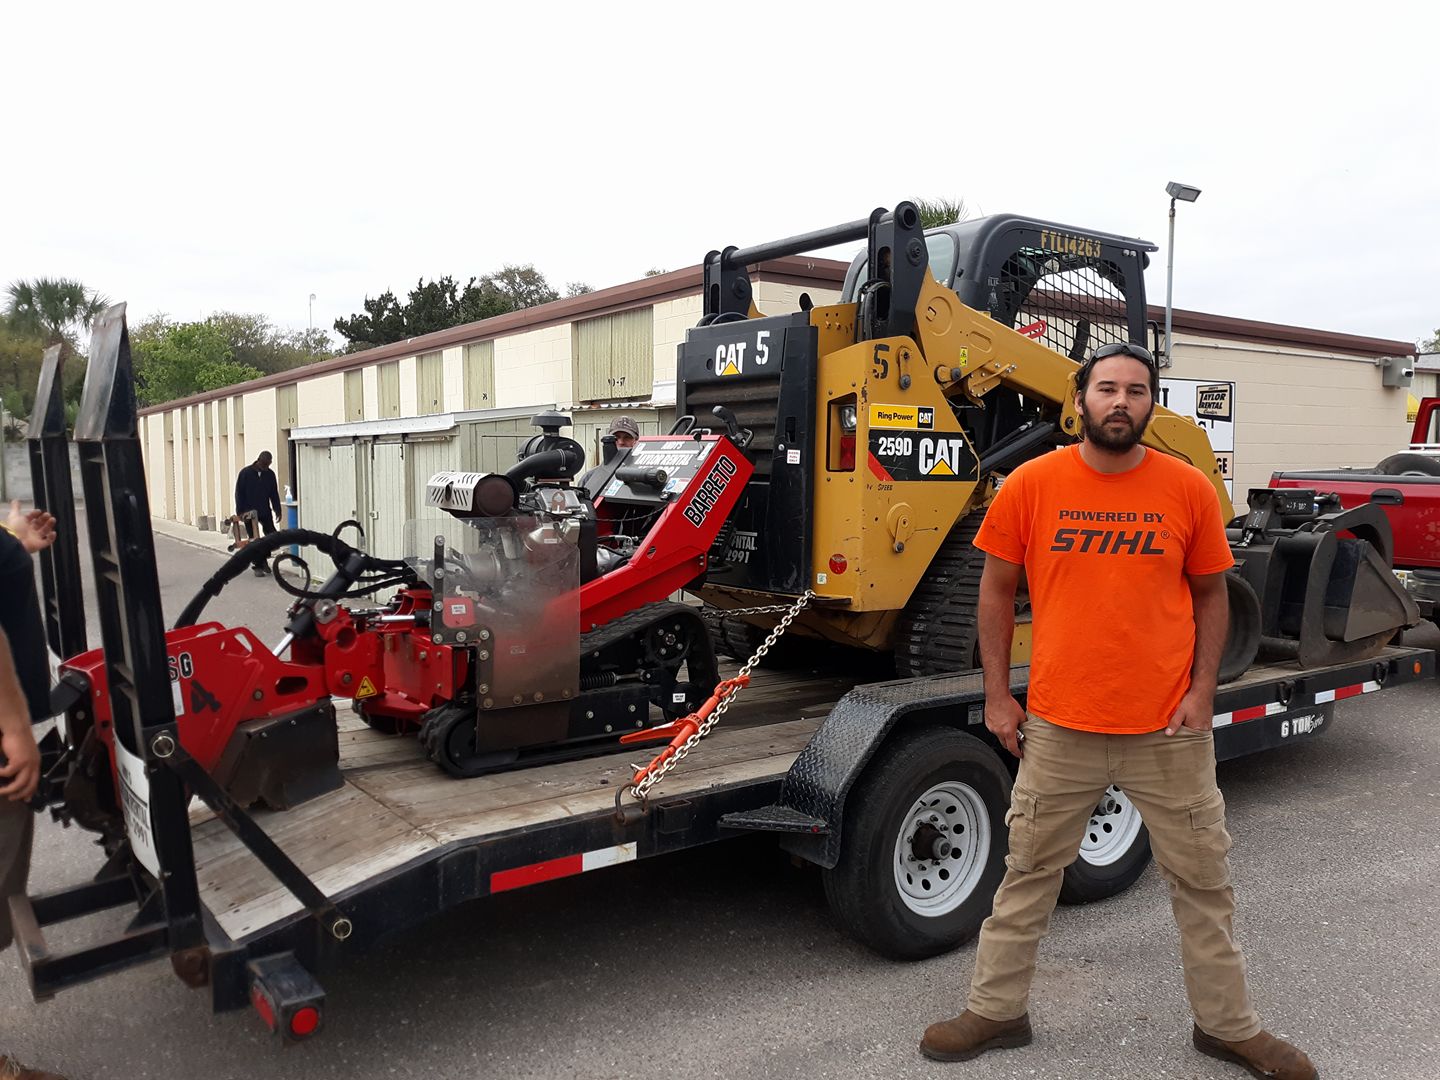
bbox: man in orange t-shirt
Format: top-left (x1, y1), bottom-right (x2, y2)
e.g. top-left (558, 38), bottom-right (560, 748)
top-left (920, 343), bottom-right (1316, 1080)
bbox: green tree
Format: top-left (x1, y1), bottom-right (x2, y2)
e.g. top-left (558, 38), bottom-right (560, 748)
top-left (911, 197), bottom-right (970, 230)
top-left (5, 277), bottom-right (109, 347)
top-left (1422, 329), bottom-right (1439, 353)
top-left (333, 265), bottom-right (561, 353)
top-left (129, 317), bottom-right (263, 406)
top-left (5, 277), bottom-right (111, 412)
top-left (565, 281), bottom-right (595, 297)
top-left (0, 320), bottom-right (53, 419)
top-left (201, 311), bottom-right (332, 375)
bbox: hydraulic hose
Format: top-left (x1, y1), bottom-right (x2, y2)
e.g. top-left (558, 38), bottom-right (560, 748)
top-left (172, 528), bottom-right (398, 629)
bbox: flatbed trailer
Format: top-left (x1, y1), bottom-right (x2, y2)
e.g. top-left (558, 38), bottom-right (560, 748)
top-left (11, 307), bottom-right (1435, 1042)
top-left (14, 646), bottom-right (1432, 1039)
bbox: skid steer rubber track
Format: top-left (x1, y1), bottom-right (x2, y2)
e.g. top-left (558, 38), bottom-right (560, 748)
top-left (894, 510), bottom-right (987, 678)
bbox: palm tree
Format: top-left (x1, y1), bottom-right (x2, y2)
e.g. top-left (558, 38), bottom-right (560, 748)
top-left (5, 277), bottom-right (110, 348)
top-left (5, 277), bottom-right (110, 407)
top-left (912, 197), bottom-right (971, 230)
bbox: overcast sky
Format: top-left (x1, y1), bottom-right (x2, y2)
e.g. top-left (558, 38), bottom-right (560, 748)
top-left (4, 1), bottom-right (1436, 349)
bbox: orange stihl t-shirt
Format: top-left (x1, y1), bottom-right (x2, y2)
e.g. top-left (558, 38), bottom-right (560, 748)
top-left (974, 445), bottom-right (1234, 734)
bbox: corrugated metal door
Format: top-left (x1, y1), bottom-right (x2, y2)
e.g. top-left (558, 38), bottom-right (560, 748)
top-left (344, 370), bottom-right (364, 421)
top-left (463, 342), bottom-right (494, 409)
top-left (276, 384), bottom-right (300, 494)
top-left (276, 384), bottom-right (299, 428)
top-left (366, 440), bottom-right (408, 559)
top-left (608, 307), bottom-right (654, 400)
top-left (573, 309), bottom-right (654, 402)
top-left (297, 441), bottom-right (359, 536)
top-left (417, 353), bottom-right (444, 415)
top-left (574, 318), bottom-right (610, 401)
top-left (163, 412), bottom-right (177, 521)
top-left (404, 437), bottom-right (458, 557)
top-left (378, 362), bottom-right (401, 418)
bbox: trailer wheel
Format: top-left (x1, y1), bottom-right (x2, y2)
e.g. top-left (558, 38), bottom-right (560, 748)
top-left (1058, 786), bottom-right (1151, 904)
top-left (1375, 452), bottom-right (1440, 476)
top-left (822, 727), bottom-right (1010, 960)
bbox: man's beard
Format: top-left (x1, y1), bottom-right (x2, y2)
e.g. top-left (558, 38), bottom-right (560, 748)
top-left (1080, 399), bottom-right (1153, 452)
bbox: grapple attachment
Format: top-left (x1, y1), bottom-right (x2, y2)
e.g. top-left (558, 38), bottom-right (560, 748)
top-left (1228, 489), bottom-right (1420, 668)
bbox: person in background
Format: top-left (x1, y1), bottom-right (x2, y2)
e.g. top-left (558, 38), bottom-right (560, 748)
top-left (234, 451), bottom-right (283, 577)
top-left (580, 416), bottom-right (640, 498)
top-left (1, 500), bottom-right (65, 1080)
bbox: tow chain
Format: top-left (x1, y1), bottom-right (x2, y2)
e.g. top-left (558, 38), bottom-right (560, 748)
top-left (698, 601), bottom-right (810, 621)
top-left (621, 589), bottom-right (815, 807)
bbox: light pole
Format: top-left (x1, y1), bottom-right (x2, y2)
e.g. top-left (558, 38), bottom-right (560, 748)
top-left (1163, 182), bottom-right (1201, 367)
top-left (308, 293), bottom-right (316, 333)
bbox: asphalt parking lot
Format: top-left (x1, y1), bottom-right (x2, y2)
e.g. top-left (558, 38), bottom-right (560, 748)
top-left (3, 529), bottom-right (1438, 1080)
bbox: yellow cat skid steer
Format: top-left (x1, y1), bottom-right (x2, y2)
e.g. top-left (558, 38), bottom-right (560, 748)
top-left (686, 202), bottom-right (1418, 678)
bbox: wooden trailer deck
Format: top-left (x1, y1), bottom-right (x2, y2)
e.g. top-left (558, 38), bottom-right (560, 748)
top-left (184, 645), bottom-right (1422, 941)
top-left (190, 666), bottom-right (858, 940)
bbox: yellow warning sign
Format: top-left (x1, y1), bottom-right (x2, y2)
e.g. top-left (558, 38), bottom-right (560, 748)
top-left (926, 458), bottom-right (956, 476)
top-left (718, 359), bottom-right (742, 376)
top-left (870, 404), bottom-right (936, 430)
top-left (355, 676), bottom-right (379, 699)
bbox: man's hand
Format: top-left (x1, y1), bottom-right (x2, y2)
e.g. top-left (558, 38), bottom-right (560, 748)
top-left (7, 500), bottom-right (57, 554)
top-left (0, 722), bottom-right (41, 801)
top-left (986, 693), bottom-right (1028, 758)
top-left (1165, 688), bottom-right (1215, 735)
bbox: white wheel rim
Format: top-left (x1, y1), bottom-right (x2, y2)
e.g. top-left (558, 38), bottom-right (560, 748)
top-left (1078, 785), bottom-right (1143, 867)
top-left (892, 780), bottom-right (991, 916)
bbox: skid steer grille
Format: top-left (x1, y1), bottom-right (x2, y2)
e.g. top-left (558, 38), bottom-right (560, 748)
top-left (1004, 248), bottom-right (1131, 362)
top-left (681, 379), bottom-right (780, 478)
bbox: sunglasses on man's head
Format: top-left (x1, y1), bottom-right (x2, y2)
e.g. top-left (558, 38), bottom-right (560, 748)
top-left (1087, 342), bottom-right (1156, 367)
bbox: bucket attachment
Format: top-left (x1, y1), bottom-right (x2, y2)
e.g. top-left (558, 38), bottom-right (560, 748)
top-left (1228, 489), bottom-right (1420, 668)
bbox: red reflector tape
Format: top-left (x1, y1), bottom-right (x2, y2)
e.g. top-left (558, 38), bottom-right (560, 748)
top-left (1314, 681), bottom-right (1378, 704)
top-left (1212, 703), bottom-right (1285, 728)
top-left (490, 843), bottom-right (637, 894)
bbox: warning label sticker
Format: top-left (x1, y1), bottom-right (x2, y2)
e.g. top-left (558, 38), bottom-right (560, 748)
top-left (355, 676), bottom-right (379, 699)
top-left (114, 740), bottom-right (161, 877)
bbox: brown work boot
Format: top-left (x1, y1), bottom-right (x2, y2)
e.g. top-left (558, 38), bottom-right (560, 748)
top-left (920, 1009), bottom-right (1032, 1062)
top-left (0, 1056), bottom-right (67, 1080)
top-left (1193, 1025), bottom-right (1318, 1080)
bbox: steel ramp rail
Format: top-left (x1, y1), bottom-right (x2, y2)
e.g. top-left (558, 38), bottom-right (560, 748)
top-left (26, 343), bottom-right (88, 660)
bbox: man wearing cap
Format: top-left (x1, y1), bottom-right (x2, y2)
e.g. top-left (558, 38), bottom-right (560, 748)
top-left (579, 416), bottom-right (640, 498)
top-left (920, 342), bottom-right (1316, 1079)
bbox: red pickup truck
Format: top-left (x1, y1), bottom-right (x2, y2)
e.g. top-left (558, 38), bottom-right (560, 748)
top-left (1270, 396), bottom-right (1440, 611)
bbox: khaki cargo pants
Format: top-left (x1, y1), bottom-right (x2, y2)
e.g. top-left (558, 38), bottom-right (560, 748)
top-left (0, 796), bottom-right (33, 952)
top-left (967, 714), bottom-right (1262, 1042)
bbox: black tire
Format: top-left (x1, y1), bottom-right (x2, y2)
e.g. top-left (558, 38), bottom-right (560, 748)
top-left (1219, 573), bottom-right (1261, 684)
top-left (1375, 452), bottom-right (1440, 477)
top-left (822, 726), bottom-right (1011, 960)
top-left (1058, 786), bottom-right (1152, 904)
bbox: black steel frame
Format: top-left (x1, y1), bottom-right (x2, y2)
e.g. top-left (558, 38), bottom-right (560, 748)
top-left (27, 345), bottom-right (88, 660)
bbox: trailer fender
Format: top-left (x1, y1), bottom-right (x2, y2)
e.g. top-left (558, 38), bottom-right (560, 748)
top-left (724, 668), bottom-right (1004, 867)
